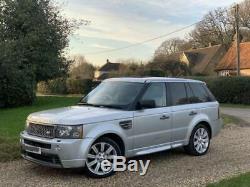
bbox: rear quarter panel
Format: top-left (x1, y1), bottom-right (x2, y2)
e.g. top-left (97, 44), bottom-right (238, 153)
top-left (184, 101), bottom-right (220, 144)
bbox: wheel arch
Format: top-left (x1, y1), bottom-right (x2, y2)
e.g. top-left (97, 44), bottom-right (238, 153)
top-left (186, 118), bottom-right (212, 144)
top-left (197, 121), bottom-right (212, 138)
top-left (94, 133), bottom-right (125, 156)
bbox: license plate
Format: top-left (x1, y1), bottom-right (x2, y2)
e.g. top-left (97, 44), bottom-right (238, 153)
top-left (24, 144), bottom-right (41, 154)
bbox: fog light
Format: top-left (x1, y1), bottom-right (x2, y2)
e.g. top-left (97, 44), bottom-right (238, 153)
top-left (55, 145), bottom-right (61, 151)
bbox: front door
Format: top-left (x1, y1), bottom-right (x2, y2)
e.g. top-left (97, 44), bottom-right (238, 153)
top-left (133, 83), bottom-right (172, 151)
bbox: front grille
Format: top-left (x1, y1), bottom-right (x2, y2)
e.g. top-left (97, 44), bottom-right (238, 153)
top-left (27, 123), bottom-right (55, 138)
top-left (23, 139), bottom-right (51, 149)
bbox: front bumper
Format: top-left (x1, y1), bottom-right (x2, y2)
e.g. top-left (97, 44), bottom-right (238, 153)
top-left (20, 131), bottom-right (94, 168)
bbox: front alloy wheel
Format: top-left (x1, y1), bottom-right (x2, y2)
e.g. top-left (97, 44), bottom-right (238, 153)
top-left (184, 124), bottom-right (210, 156)
top-left (85, 137), bottom-right (121, 178)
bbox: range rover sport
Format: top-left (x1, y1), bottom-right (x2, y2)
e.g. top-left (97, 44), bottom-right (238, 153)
top-left (20, 77), bottom-right (222, 178)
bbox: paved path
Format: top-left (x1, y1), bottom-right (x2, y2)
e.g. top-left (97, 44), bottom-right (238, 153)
top-left (1, 126), bottom-right (250, 187)
top-left (221, 107), bottom-right (250, 123)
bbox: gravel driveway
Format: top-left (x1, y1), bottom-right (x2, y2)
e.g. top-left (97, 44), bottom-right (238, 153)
top-left (1, 125), bottom-right (250, 187)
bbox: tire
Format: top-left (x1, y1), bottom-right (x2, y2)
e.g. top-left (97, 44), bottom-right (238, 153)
top-left (184, 124), bottom-right (211, 156)
top-left (84, 137), bottom-right (122, 178)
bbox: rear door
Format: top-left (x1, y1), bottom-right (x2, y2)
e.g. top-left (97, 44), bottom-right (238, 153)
top-left (169, 82), bottom-right (197, 143)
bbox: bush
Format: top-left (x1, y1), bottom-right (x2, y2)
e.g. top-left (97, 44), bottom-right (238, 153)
top-left (37, 78), bottom-right (67, 95)
top-left (191, 76), bottom-right (250, 104)
top-left (37, 78), bottom-right (95, 95)
top-left (0, 67), bottom-right (36, 108)
top-left (66, 79), bottom-right (93, 95)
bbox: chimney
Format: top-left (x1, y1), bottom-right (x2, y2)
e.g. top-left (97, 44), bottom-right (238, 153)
top-left (208, 42), bottom-right (212, 47)
top-left (107, 59), bottom-right (110, 64)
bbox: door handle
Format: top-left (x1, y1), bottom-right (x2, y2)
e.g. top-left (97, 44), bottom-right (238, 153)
top-left (189, 111), bottom-right (197, 116)
top-left (160, 115), bottom-right (170, 120)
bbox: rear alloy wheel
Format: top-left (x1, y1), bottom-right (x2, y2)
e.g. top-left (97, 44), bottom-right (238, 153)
top-left (85, 137), bottom-right (121, 178)
top-left (184, 124), bottom-right (210, 156)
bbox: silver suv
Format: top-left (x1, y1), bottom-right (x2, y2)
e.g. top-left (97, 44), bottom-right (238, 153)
top-left (20, 77), bottom-right (222, 177)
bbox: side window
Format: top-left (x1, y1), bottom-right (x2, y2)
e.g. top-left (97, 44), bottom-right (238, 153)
top-left (170, 83), bottom-right (188, 105)
top-left (189, 83), bottom-right (212, 103)
top-left (141, 83), bottom-right (166, 108)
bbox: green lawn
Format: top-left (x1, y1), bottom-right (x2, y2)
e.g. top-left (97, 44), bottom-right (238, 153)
top-left (221, 103), bottom-right (250, 109)
top-left (207, 172), bottom-right (250, 187)
top-left (221, 114), bottom-right (241, 126)
top-left (0, 96), bottom-right (80, 162)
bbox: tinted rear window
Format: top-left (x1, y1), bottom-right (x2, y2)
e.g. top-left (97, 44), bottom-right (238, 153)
top-left (169, 83), bottom-right (188, 105)
top-left (188, 82), bottom-right (215, 103)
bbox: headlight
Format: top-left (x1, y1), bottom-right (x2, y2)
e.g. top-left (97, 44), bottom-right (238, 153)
top-left (55, 125), bottom-right (83, 139)
top-left (25, 121), bottom-right (30, 129)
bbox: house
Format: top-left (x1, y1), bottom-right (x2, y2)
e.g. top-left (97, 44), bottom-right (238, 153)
top-left (94, 59), bottom-right (121, 80)
top-left (215, 42), bottom-right (250, 76)
top-left (166, 44), bottom-right (227, 76)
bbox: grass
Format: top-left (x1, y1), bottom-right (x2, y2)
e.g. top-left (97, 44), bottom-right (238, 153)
top-left (207, 172), bottom-right (250, 187)
top-left (0, 96), bottom-right (80, 162)
top-left (221, 114), bottom-right (241, 126)
top-left (221, 103), bottom-right (250, 109)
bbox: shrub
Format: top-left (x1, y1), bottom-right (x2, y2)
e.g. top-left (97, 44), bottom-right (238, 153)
top-left (0, 67), bottom-right (36, 108)
top-left (37, 78), bottom-right (95, 95)
top-left (37, 78), bottom-right (67, 95)
top-left (191, 76), bottom-right (250, 104)
top-left (143, 69), bottom-right (166, 77)
top-left (66, 79), bottom-right (93, 95)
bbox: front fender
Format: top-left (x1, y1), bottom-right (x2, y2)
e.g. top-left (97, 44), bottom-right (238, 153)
top-left (83, 120), bottom-right (132, 155)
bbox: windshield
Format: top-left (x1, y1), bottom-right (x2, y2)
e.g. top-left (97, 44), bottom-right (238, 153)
top-left (79, 81), bottom-right (144, 109)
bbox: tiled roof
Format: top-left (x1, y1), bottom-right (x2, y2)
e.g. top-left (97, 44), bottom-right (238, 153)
top-left (185, 45), bottom-right (226, 75)
top-left (165, 45), bottom-right (226, 75)
top-left (216, 42), bottom-right (250, 71)
top-left (99, 62), bottom-right (121, 71)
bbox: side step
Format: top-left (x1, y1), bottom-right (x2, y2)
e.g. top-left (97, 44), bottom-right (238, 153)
top-left (135, 143), bottom-right (183, 156)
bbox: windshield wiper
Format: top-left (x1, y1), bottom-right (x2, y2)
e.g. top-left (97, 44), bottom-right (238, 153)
top-left (99, 105), bottom-right (123, 109)
top-left (77, 102), bottom-right (98, 107)
top-left (78, 103), bottom-right (123, 109)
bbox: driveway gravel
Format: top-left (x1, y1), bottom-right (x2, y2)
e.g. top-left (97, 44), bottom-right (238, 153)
top-left (1, 125), bottom-right (250, 187)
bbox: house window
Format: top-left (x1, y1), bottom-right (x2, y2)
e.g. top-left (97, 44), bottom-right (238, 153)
top-left (219, 70), bottom-right (230, 77)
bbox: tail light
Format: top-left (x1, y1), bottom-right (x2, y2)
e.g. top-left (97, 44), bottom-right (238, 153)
top-left (218, 107), bottom-right (220, 119)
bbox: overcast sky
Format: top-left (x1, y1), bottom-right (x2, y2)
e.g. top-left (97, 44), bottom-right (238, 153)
top-left (60, 0), bottom-right (242, 65)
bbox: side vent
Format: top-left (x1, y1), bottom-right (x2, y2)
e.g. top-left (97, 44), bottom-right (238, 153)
top-left (119, 120), bottom-right (132, 129)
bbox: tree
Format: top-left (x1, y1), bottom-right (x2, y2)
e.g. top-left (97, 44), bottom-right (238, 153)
top-left (189, 8), bottom-right (235, 48)
top-left (108, 59), bottom-right (145, 78)
top-left (0, 0), bottom-right (81, 107)
top-left (189, 0), bottom-right (250, 48)
top-left (70, 56), bottom-right (95, 79)
top-left (238, 0), bottom-right (250, 41)
top-left (154, 38), bottom-right (191, 58)
top-left (148, 57), bottom-right (191, 77)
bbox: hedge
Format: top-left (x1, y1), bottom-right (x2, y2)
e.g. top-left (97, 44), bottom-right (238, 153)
top-left (190, 76), bottom-right (250, 104)
top-left (37, 78), bottom-right (99, 95)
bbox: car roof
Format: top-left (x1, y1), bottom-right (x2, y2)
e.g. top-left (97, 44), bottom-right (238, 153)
top-left (104, 77), bottom-right (204, 83)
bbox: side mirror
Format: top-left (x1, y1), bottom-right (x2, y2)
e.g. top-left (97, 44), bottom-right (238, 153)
top-left (137, 100), bottom-right (156, 109)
